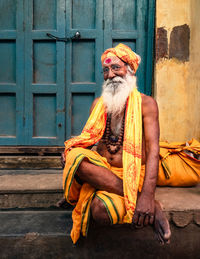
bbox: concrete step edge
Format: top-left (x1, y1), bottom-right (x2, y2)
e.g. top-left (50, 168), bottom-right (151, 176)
top-left (0, 233), bottom-right (70, 238)
top-left (0, 189), bottom-right (63, 194)
top-left (0, 210), bottom-right (73, 236)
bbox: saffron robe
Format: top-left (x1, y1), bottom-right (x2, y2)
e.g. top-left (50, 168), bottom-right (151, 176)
top-left (63, 88), bottom-right (142, 243)
top-left (63, 147), bottom-right (145, 244)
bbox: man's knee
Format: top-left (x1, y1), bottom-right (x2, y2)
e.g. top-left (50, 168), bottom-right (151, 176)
top-left (76, 157), bottom-right (91, 178)
top-left (91, 197), bottom-right (111, 225)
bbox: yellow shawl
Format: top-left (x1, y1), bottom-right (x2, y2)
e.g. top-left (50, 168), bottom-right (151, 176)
top-left (64, 87), bottom-right (142, 223)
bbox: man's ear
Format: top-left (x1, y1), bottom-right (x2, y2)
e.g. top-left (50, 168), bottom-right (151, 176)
top-left (127, 65), bottom-right (134, 75)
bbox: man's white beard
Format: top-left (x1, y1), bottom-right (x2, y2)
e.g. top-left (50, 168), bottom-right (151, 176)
top-left (102, 74), bottom-right (137, 116)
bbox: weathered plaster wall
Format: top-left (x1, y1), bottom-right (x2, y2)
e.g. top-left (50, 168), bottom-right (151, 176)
top-left (188, 0), bottom-right (200, 140)
top-left (155, 0), bottom-right (200, 142)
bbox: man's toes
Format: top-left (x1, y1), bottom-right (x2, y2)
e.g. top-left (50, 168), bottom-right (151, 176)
top-left (155, 231), bottom-right (164, 245)
top-left (155, 219), bottom-right (171, 245)
top-left (158, 225), bottom-right (171, 244)
top-left (163, 229), bottom-right (171, 241)
top-left (160, 219), bottom-right (171, 241)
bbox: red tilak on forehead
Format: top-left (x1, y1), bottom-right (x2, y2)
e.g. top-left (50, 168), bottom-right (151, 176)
top-left (105, 58), bottom-right (111, 64)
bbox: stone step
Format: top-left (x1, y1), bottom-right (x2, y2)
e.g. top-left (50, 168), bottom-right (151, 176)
top-left (0, 190), bottom-right (64, 210)
top-left (0, 169), bottom-right (200, 212)
top-left (0, 210), bottom-right (73, 258)
top-left (0, 210), bottom-right (72, 237)
top-left (0, 156), bottom-right (62, 169)
top-left (0, 210), bottom-right (199, 259)
top-left (0, 146), bottom-right (64, 170)
top-left (0, 169), bottom-right (65, 209)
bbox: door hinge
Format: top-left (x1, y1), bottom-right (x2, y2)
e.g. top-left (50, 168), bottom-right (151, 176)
top-left (102, 19), bottom-right (105, 30)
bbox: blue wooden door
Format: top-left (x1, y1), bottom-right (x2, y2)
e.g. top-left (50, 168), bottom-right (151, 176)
top-left (0, 0), bottom-right (154, 146)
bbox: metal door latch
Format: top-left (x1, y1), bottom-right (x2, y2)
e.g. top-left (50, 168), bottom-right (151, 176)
top-left (46, 31), bottom-right (81, 42)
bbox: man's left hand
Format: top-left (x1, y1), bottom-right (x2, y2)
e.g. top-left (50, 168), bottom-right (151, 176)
top-left (132, 192), bottom-right (155, 227)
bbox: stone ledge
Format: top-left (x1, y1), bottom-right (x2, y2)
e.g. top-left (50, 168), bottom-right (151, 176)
top-left (0, 170), bottom-right (199, 228)
top-left (0, 156), bottom-right (62, 169)
top-left (0, 223), bottom-right (199, 259)
top-left (0, 211), bottom-right (72, 236)
top-left (170, 211), bottom-right (200, 227)
top-left (0, 170), bottom-right (62, 191)
top-left (194, 212), bottom-right (200, 226)
top-left (155, 185), bottom-right (200, 211)
top-left (0, 191), bottom-right (63, 209)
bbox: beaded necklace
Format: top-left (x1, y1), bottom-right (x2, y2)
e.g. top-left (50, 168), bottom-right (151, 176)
top-left (103, 110), bottom-right (125, 154)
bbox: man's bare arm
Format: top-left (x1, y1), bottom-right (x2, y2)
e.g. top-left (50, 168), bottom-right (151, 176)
top-left (133, 95), bottom-right (160, 226)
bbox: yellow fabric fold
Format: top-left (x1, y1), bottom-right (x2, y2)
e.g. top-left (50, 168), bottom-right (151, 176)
top-left (64, 88), bottom-right (142, 224)
top-left (122, 88), bottom-right (142, 222)
top-left (158, 139), bottom-right (200, 186)
top-left (63, 147), bottom-right (145, 244)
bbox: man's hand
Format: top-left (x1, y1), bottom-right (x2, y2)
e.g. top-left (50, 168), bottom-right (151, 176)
top-left (61, 152), bottom-right (66, 168)
top-left (132, 192), bottom-right (155, 227)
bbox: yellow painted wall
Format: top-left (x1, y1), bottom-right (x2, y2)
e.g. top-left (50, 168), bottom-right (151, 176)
top-left (155, 0), bottom-right (200, 142)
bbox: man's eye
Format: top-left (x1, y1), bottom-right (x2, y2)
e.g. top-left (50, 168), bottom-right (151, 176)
top-left (103, 67), bottom-right (109, 73)
top-left (111, 65), bottom-right (121, 70)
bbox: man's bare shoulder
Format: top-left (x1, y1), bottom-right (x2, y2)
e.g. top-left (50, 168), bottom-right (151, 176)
top-left (90, 97), bottom-right (100, 114)
top-left (141, 93), bottom-right (158, 116)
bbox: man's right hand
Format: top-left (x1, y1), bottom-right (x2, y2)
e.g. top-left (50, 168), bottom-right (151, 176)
top-left (61, 152), bottom-right (66, 168)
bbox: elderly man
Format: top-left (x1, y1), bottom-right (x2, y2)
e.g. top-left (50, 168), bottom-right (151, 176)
top-left (60, 43), bottom-right (171, 245)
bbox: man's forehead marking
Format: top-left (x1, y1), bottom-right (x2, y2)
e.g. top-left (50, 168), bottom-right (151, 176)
top-left (105, 58), bottom-right (111, 64)
top-left (103, 56), bottom-right (121, 65)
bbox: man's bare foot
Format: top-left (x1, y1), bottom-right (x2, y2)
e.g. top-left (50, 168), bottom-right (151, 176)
top-left (56, 197), bottom-right (68, 208)
top-left (154, 200), bottom-right (171, 245)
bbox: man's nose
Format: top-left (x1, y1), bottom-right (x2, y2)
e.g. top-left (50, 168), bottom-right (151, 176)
top-left (107, 68), bottom-right (115, 79)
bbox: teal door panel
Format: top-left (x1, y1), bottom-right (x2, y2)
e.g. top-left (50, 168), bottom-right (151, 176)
top-left (24, 0), bottom-right (65, 145)
top-left (104, 0), bottom-right (155, 95)
top-left (65, 0), bottom-right (104, 139)
top-left (0, 0), bottom-right (155, 145)
top-left (0, 0), bottom-right (24, 145)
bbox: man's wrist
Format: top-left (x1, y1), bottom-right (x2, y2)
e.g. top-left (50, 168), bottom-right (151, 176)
top-left (141, 175), bottom-right (157, 197)
top-left (140, 188), bottom-right (155, 198)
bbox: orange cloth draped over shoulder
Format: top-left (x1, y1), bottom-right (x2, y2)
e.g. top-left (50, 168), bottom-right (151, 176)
top-left (63, 88), bottom-right (142, 243)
